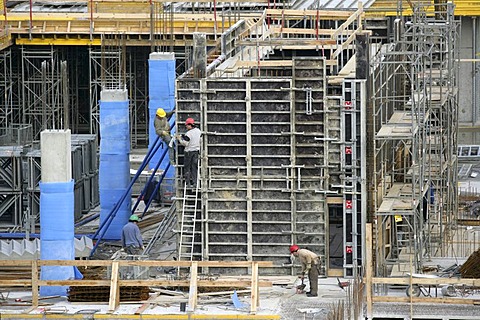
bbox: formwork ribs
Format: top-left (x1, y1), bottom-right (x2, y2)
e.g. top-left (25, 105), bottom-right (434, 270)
top-left (68, 286), bottom-right (150, 302)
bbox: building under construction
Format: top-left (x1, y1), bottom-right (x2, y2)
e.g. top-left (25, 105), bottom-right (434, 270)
top-left (0, 0), bottom-right (480, 318)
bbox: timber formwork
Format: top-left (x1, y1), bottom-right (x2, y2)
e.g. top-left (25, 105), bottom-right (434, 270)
top-left (371, 2), bottom-right (459, 276)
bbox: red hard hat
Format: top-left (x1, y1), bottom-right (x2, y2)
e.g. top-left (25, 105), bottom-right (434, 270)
top-left (185, 118), bottom-right (195, 125)
top-left (289, 245), bottom-right (299, 253)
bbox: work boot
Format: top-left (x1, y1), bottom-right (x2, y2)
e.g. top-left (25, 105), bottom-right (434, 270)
top-left (306, 293), bottom-right (318, 297)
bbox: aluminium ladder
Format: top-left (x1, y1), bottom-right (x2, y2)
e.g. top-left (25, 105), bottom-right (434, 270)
top-left (178, 162), bottom-right (200, 261)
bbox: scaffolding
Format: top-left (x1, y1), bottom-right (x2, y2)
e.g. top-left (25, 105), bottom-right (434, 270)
top-left (20, 47), bottom-right (67, 140)
top-left (371, 2), bottom-right (459, 276)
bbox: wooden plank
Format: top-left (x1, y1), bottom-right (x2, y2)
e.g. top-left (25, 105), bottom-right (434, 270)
top-left (33, 279), bottom-right (271, 287)
top-left (31, 260), bottom-right (39, 308)
top-left (108, 261), bottom-right (120, 313)
top-left (134, 293), bottom-right (159, 315)
top-left (0, 280), bottom-right (32, 286)
top-left (372, 277), bottom-right (480, 286)
top-left (250, 262), bottom-right (259, 314)
top-left (29, 259), bottom-right (273, 268)
top-left (38, 280), bottom-right (111, 286)
top-left (372, 296), bottom-right (480, 304)
top-left (187, 261), bottom-right (198, 312)
top-left (236, 39), bottom-right (336, 46)
top-left (269, 26), bottom-right (337, 36)
top-left (119, 280), bottom-right (273, 287)
top-left (198, 289), bottom-right (251, 297)
top-left (266, 9), bottom-right (353, 19)
top-left (237, 60), bottom-right (292, 68)
top-left (365, 224), bottom-right (373, 319)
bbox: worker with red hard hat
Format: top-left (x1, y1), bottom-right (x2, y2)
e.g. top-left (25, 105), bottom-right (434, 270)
top-left (178, 117), bottom-right (201, 188)
top-left (290, 244), bottom-right (321, 297)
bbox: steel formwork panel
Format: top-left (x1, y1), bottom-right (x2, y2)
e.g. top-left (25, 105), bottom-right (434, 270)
top-left (176, 67), bottom-right (330, 275)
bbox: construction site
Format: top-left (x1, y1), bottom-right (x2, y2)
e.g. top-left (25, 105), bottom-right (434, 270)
top-left (0, 0), bottom-right (480, 319)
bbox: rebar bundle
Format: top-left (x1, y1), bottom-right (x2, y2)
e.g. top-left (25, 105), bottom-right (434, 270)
top-left (67, 286), bottom-right (150, 302)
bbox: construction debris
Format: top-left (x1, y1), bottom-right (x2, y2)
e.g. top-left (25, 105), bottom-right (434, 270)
top-left (460, 249), bottom-right (480, 278)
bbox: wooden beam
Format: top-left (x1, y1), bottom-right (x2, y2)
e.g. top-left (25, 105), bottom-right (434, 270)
top-left (269, 27), bottom-right (337, 36)
top-left (31, 260), bottom-right (39, 309)
top-left (108, 261), bottom-right (120, 313)
top-left (119, 280), bottom-right (273, 287)
top-left (236, 39), bottom-right (336, 46)
top-left (134, 293), bottom-right (159, 315)
top-left (250, 262), bottom-right (259, 314)
top-left (372, 296), bottom-right (480, 304)
top-left (187, 261), bottom-right (198, 312)
top-left (30, 260), bottom-right (273, 267)
top-left (37, 280), bottom-right (111, 286)
top-left (237, 60), bottom-right (292, 68)
top-left (0, 280), bottom-right (32, 286)
top-left (372, 277), bottom-right (480, 286)
top-left (266, 9), bottom-right (353, 19)
top-left (365, 224), bottom-right (373, 319)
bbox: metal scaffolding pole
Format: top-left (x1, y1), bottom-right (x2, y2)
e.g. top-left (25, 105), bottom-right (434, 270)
top-left (371, 2), bottom-right (459, 276)
top-left (20, 47), bottom-right (67, 140)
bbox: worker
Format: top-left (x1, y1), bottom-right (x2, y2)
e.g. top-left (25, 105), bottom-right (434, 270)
top-left (177, 117), bottom-right (201, 188)
top-left (290, 244), bottom-right (321, 297)
top-left (121, 214), bottom-right (144, 255)
top-left (154, 108), bottom-right (175, 165)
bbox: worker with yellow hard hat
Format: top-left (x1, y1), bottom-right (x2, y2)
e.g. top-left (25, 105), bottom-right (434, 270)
top-left (154, 107), bottom-right (175, 165)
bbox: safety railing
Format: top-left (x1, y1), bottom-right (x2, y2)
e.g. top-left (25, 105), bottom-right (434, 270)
top-left (0, 260), bottom-right (273, 314)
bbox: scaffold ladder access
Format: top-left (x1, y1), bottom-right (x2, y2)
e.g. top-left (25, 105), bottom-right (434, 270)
top-left (178, 163), bottom-right (200, 261)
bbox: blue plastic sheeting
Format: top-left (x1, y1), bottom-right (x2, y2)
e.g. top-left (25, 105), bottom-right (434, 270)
top-left (40, 239), bottom-right (75, 296)
top-left (39, 180), bottom-right (74, 241)
top-left (99, 98), bottom-right (131, 240)
top-left (231, 290), bottom-right (246, 308)
top-left (38, 180), bottom-right (75, 297)
top-left (0, 233), bottom-right (92, 239)
top-left (99, 101), bottom-right (130, 154)
top-left (148, 57), bottom-right (176, 179)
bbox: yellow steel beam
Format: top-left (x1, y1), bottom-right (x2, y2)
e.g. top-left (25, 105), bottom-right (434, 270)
top-left (366, 0), bottom-right (480, 17)
top-left (16, 38), bottom-right (102, 46)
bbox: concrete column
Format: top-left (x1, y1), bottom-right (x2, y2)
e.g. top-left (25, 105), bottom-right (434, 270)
top-left (41, 130), bottom-right (72, 182)
top-left (40, 129), bottom-right (75, 296)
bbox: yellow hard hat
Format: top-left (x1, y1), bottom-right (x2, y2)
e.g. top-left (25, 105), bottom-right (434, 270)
top-left (156, 108), bottom-right (166, 118)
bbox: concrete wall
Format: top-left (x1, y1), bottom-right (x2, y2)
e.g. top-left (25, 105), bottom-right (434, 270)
top-left (458, 16), bottom-right (480, 144)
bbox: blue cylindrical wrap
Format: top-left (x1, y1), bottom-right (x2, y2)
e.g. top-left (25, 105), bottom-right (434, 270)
top-left (39, 180), bottom-right (74, 241)
top-left (148, 57), bottom-right (176, 175)
top-left (98, 97), bottom-right (131, 240)
top-left (39, 180), bottom-right (75, 297)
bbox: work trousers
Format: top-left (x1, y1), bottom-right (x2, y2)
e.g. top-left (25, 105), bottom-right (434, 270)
top-left (184, 150), bottom-right (199, 187)
top-left (308, 264), bottom-right (320, 295)
top-left (124, 245), bottom-right (142, 255)
top-left (161, 135), bottom-right (175, 165)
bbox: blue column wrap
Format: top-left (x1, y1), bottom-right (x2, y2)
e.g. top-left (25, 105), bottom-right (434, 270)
top-left (39, 180), bottom-right (75, 297)
top-left (148, 57), bottom-right (176, 180)
top-left (99, 98), bottom-right (131, 240)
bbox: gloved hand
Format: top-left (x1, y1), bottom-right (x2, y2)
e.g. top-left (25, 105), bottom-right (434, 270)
top-left (161, 131), bottom-right (169, 137)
